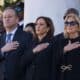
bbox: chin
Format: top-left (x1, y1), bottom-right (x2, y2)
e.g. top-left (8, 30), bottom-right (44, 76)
top-left (68, 32), bottom-right (75, 34)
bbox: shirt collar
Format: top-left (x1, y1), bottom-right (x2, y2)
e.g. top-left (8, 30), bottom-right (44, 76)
top-left (6, 27), bottom-right (18, 35)
top-left (19, 20), bottom-right (24, 26)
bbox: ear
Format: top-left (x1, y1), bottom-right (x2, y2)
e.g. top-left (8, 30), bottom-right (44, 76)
top-left (16, 17), bottom-right (19, 24)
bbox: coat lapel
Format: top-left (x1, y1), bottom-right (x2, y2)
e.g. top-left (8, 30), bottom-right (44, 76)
top-left (12, 27), bottom-right (22, 41)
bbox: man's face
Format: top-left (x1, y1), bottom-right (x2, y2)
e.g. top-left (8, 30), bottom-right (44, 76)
top-left (3, 9), bottom-right (18, 29)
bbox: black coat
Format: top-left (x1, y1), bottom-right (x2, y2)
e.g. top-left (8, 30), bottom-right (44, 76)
top-left (54, 33), bottom-right (80, 80)
top-left (0, 27), bottom-right (34, 80)
top-left (24, 36), bottom-right (54, 80)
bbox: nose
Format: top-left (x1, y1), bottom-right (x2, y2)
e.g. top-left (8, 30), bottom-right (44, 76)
top-left (68, 24), bottom-right (72, 27)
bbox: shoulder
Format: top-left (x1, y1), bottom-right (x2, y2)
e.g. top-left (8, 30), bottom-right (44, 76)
top-left (15, 28), bottom-right (33, 43)
top-left (55, 32), bottom-right (64, 39)
top-left (52, 33), bottom-right (65, 47)
top-left (17, 27), bottom-right (33, 38)
top-left (23, 31), bottom-right (33, 38)
top-left (54, 32), bottom-right (64, 42)
top-left (21, 31), bottom-right (33, 41)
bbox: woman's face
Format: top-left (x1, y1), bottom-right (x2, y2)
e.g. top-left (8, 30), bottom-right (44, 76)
top-left (35, 18), bottom-right (49, 36)
top-left (65, 16), bottom-right (79, 34)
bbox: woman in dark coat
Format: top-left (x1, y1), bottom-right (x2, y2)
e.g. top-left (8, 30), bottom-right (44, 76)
top-left (54, 11), bottom-right (80, 80)
top-left (23, 16), bottom-right (55, 80)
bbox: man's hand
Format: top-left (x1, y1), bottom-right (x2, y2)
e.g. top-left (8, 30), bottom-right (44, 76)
top-left (1, 41), bottom-right (19, 53)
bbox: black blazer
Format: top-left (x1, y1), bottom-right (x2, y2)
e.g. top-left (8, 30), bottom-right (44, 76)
top-left (54, 33), bottom-right (80, 80)
top-left (52, 33), bottom-right (65, 80)
top-left (24, 36), bottom-right (54, 80)
top-left (0, 27), bottom-right (34, 80)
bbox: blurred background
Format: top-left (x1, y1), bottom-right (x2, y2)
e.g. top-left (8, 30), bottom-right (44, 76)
top-left (0, 0), bottom-right (80, 35)
top-left (24, 0), bottom-right (80, 35)
top-left (0, 0), bottom-right (23, 8)
top-left (0, 0), bottom-right (24, 35)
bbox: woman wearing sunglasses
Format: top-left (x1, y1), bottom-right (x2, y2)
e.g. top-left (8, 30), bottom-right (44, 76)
top-left (53, 9), bottom-right (80, 80)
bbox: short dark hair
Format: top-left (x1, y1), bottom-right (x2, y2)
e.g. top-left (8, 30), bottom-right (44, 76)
top-left (63, 8), bottom-right (79, 19)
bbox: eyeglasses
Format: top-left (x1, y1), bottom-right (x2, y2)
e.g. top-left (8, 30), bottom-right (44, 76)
top-left (65, 21), bottom-right (79, 27)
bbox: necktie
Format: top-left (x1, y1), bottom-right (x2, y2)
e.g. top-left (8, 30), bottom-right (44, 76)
top-left (3, 34), bottom-right (12, 79)
top-left (6, 33), bottom-right (12, 43)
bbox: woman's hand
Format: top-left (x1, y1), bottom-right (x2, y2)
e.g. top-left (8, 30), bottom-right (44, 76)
top-left (33, 43), bottom-right (49, 53)
top-left (64, 40), bottom-right (80, 53)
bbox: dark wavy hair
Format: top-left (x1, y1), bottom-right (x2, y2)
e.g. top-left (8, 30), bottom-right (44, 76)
top-left (35, 16), bottom-right (55, 38)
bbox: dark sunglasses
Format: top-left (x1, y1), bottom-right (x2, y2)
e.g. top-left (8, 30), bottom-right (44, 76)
top-left (65, 21), bottom-right (79, 26)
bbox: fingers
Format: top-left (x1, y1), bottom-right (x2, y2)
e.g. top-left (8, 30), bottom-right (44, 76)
top-left (10, 41), bottom-right (19, 49)
top-left (68, 40), bottom-right (80, 46)
top-left (64, 41), bottom-right (80, 53)
top-left (68, 40), bottom-right (71, 44)
top-left (71, 41), bottom-right (80, 48)
top-left (33, 43), bottom-right (49, 53)
top-left (72, 42), bottom-right (80, 48)
top-left (39, 43), bottom-right (49, 48)
top-left (12, 41), bottom-right (19, 47)
top-left (74, 41), bottom-right (80, 44)
top-left (4, 41), bottom-right (20, 52)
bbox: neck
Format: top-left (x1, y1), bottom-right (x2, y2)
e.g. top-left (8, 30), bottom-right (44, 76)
top-left (38, 33), bottom-right (47, 42)
top-left (69, 32), bottom-right (79, 39)
top-left (6, 25), bottom-right (17, 33)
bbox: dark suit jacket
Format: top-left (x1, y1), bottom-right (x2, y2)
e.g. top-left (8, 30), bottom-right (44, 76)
top-left (0, 27), bottom-right (34, 80)
top-left (19, 24), bottom-right (24, 30)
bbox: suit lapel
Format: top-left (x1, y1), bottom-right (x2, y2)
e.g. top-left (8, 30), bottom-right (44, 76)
top-left (12, 27), bottom-right (22, 41)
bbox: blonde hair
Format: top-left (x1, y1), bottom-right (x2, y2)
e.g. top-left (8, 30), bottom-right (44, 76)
top-left (64, 14), bottom-right (80, 38)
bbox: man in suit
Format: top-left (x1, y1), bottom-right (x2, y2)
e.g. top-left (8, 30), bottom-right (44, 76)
top-left (0, 7), bottom-right (34, 80)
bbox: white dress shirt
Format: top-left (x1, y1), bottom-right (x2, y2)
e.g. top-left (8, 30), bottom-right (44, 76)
top-left (6, 27), bottom-right (18, 42)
